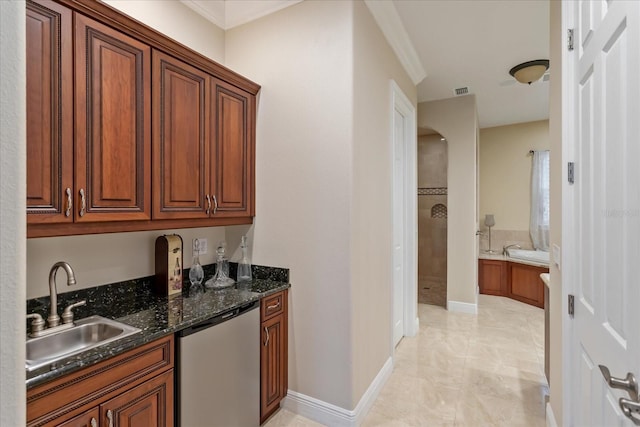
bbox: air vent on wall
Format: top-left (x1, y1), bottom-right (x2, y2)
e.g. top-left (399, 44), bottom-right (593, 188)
top-left (453, 86), bottom-right (470, 96)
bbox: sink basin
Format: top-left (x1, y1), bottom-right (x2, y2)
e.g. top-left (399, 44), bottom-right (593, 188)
top-left (26, 315), bottom-right (140, 372)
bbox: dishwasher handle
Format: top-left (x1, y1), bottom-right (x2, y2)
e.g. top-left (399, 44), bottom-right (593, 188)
top-left (178, 301), bottom-right (259, 337)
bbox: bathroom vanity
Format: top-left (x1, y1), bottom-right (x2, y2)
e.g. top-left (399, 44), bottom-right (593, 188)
top-left (478, 255), bottom-right (549, 308)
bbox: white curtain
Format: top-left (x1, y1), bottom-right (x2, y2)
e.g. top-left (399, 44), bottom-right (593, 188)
top-left (530, 150), bottom-right (550, 251)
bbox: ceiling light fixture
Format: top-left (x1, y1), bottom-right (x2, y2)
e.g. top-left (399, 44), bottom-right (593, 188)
top-left (509, 59), bottom-right (549, 85)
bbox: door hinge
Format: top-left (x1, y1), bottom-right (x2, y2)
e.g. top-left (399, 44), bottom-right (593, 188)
top-left (568, 162), bottom-right (575, 184)
top-left (568, 29), bottom-right (574, 51)
top-left (568, 294), bottom-right (575, 318)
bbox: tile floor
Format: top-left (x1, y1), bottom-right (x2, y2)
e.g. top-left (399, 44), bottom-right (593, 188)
top-left (265, 295), bottom-right (548, 427)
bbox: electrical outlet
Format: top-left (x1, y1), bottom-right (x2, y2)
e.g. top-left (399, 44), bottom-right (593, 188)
top-left (193, 238), bottom-right (208, 255)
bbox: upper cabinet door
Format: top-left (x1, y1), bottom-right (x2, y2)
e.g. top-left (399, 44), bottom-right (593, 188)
top-left (211, 79), bottom-right (255, 218)
top-left (153, 50), bottom-right (210, 220)
top-left (26, 0), bottom-right (73, 224)
top-left (74, 14), bottom-right (151, 222)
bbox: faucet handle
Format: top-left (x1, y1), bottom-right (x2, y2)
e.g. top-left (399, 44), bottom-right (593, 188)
top-left (27, 313), bottom-right (45, 336)
top-left (61, 300), bottom-right (86, 324)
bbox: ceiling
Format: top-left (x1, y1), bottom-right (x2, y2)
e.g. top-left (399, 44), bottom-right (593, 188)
top-left (183, 0), bottom-right (550, 129)
top-left (393, 0), bottom-right (550, 129)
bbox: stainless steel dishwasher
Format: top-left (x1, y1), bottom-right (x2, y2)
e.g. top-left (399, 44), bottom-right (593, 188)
top-left (177, 301), bottom-right (260, 426)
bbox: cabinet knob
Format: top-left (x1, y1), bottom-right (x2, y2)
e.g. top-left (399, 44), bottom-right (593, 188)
top-left (205, 194), bottom-right (211, 215)
top-left (90, 417), bottom-right (97, 427)
top-left (263, 326), bottom-right (269, 347)
top-left (106, 409), bottom-right (113, 427)
top-left (212, 195), bottom-right (218, 215)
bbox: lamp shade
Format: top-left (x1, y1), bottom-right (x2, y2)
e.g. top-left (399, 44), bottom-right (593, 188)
top-left (509, 60), bottom-right (549, 84)
top-left (484, 214), bottom-right (495, 227)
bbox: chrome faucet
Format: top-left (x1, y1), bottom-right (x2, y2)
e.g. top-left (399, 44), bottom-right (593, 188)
top-left (503, 244), bottom-right (521, 256)
top-left (48, 261), bottom-right (77, 328)
top-left (27, 262), bottom-right (85, 337)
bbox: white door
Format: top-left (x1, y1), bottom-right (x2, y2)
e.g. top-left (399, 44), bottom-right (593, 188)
top-left (392, 107), bottom-right (405, 348)
top-left (566, 1), bottom-right (640, 425)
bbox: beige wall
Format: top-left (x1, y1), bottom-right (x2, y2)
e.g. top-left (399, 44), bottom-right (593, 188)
top-left (418, 96), bottom-right (479, 307)
top-left (0, 2), bottom-right (26, 425)
top-left (103, 0), bottom-right (225, 63)
top-left (351, 0), bottom-right (417, 406)
top-left (418, 135), bottom-right (447, 188)
top-left (548, 0), bottom-right (563, 422)
top-left (226, 0), bottom-right (354, 409)
top-left (479, 120), bottom-right (549, 232)
top-left (27, 227), bottom-right (225, 299)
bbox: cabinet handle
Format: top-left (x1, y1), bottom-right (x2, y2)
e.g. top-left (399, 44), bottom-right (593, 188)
top-left (213, 195), bottom-right (218, 214)
top-left (90, 417), bottom-right (97, 427)
top-left (206, 194), bottom-right (211, 215)
top-left (264, 326), bottom-right (269, 347)
top-left (79, 188), bottom-right (86, 217)
top-left (267, 302), bottom-right (280, 311)
top-left (106, 409), bottom-right (113, 427)
top-left (64, 188), bottom-right (72, 217)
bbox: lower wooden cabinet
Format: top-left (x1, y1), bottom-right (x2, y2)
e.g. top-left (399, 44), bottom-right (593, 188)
top-left (27, 336), bottom-right (174, 427)
top-left (260, 290), bottom-right (288, 424)
top-left (508, 262), bottom-right (547, 308)
top-left (478, 259), bottom-right (548, 308)
top-left (478, 259), bottom-right (506, 296)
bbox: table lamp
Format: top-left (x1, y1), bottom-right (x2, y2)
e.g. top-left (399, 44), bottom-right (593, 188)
top-left (484, 214), bottom-right (496, 254)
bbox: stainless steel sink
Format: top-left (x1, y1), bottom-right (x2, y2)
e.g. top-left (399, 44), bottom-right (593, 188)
top-left (26, 315), bottom-right (140, 371)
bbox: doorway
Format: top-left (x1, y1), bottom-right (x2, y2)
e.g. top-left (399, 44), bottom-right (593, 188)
top-left (391, 81), bottom-right (418, 349)
top-left (417, 132), bottom-right (448, 307)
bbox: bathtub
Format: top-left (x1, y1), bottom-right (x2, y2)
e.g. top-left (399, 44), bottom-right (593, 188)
top-left (507, 249), bottom-right (550, 266)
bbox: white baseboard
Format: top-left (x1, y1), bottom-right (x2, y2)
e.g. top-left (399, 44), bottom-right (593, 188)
top-left (546, 402), bottom-right (558, 427)
top-left (447, 300), bottom-right (478, 314)
top-left (282, 357), bottom-right (393, 426)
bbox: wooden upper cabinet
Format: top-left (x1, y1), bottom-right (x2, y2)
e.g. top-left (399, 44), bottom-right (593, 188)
top-left (74, 13), bottom-right (151, 222)
top-left (153, 50), bottom-right (210, 220)
top-left (211, 79), bottom-right (255, 217)
top-left (26, 0), bottom-right (73, 224)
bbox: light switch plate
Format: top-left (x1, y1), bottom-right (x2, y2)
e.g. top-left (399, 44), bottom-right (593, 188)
top-left (193, 238), bottom-right (208, 255)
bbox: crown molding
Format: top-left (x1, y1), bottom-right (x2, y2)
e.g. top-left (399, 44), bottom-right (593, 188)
top-left (225, 1), bottom-right (303, 29)
top-left (364, 0), bottom-right (427, 85)
top-left (180, 0), bottom-right (225, 29)
top-left (181, 0), bottom-right (302, 30)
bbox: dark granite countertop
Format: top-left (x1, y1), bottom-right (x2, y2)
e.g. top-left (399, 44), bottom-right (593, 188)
top-left (26, 264), bottom-right (289, 389)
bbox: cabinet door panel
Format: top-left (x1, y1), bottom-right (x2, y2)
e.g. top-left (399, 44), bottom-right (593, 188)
top-left (153, 50), bottom-right (210, 219)
top-left (261, 315), bottom-right (285, 421)
top-left (478, 259), bottom-right (506, 296)
top-left (56, 407), bottom-right (99, 427)
top-left (508, 263), bottom-right (546, 308)
top-left (212, 79), bottom-right (254, 217)
top-left (26, 0), bottom-right (73, 224)
top-left (100, 370), bottom-right (173, 427)
top-left (75, 13), bottom-right (151, 222)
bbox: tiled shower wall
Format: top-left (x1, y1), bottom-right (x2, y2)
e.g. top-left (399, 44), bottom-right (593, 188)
top-left (418, 135), bottom-right (447, 307)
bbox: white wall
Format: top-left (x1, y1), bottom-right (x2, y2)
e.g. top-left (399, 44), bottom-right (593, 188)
top-left (103, 0), bottom-right (225, 63)
top-left (418, 96), bottom-right (479, 307)
top-left (351, 1), bottom-right (416, 404)
top-left (479, 120), bottom-right (550, 231)
top-left (0, 1), bottom-right (26, 425)
top-left (225, 0), bottom-right (354, 409)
